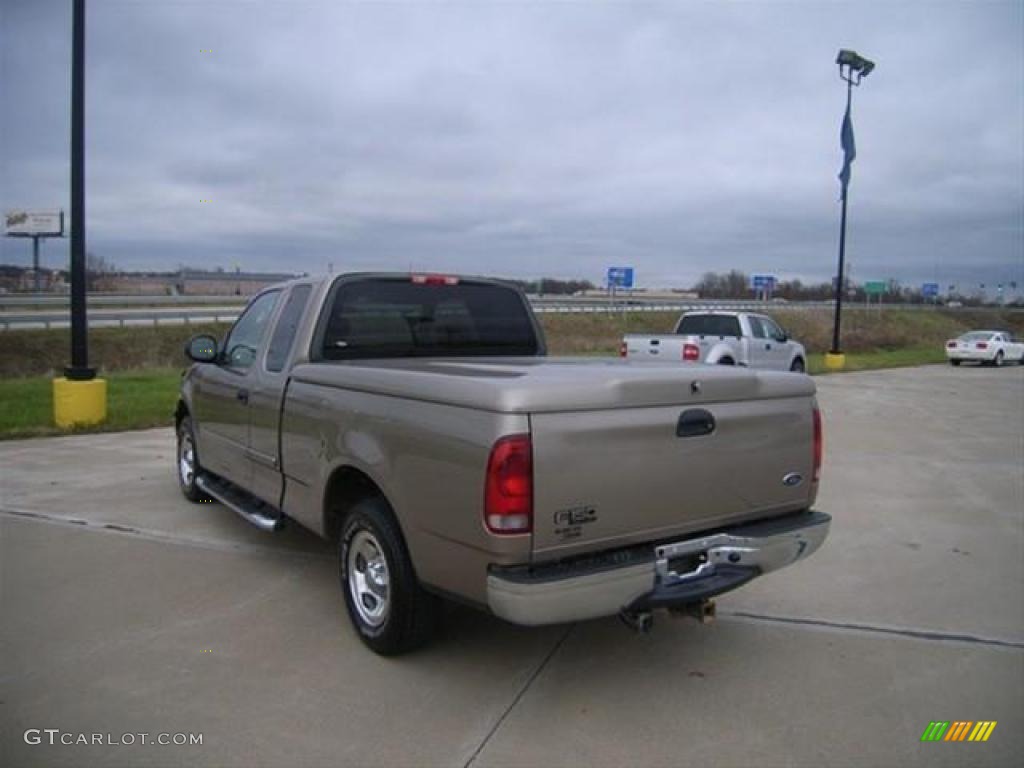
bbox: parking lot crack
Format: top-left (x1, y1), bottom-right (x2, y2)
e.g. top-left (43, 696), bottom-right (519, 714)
top-left (462, 623), bottom-right (574, 768)
top-left (723, 610), bottom-right (1024, 650)
top-left (0, 506), bottom-right (330, 562)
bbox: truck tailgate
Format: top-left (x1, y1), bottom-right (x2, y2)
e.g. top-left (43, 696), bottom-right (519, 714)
top-left (530, 391), bottom-right (817, 559)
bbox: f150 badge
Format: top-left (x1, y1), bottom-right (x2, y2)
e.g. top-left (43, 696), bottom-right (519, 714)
top-left (553, 506), bottom-right (597, 541)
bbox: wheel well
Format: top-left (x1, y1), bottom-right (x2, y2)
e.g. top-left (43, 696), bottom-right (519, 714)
top-left (323, 466), bottom-right (389, 543)
top-left (718, 356), bottom-right (735, 365)
top-left (174, 400), bottom-right (189, 429)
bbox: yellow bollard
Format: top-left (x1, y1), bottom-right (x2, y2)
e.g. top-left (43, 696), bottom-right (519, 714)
top-left (823, 352), bottom-right (846, 371)
top-left (53, 377), bottom-right (107, 427)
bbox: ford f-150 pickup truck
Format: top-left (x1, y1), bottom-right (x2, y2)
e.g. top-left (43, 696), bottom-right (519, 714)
top-left (176, 273), bottom-right (829, 654)
top-left (622, 311), bottom-right (807, 371)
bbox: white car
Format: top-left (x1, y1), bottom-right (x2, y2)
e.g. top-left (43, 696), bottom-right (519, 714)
top-left (945, 330), bottom-right (1024, 367)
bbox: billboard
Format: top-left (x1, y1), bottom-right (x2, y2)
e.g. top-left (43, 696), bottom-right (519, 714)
top-left (921, 283), bottom-right (939, 298)
top-left (750, 274), bottom-right (776, 290)
top-left (607, 267), bottom-right (635, 289)
top-left (5, 210), bottom-right (64, 237)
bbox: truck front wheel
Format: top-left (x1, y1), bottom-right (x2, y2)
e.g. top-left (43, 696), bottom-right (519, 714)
top-left (339, 496), bottom-right (438, 655)
top-left (176, 416), bottom-right (208, 502)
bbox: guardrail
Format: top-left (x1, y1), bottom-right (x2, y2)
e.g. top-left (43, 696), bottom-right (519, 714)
top-left (0, 294), bottom-right (250, 309)
top-left (0, 296), bottom-right (1018, 330)
top-left (0, 308), bottom-right (245, 330)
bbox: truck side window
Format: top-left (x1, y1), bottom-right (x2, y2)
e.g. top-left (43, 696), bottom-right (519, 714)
top-left (762, 318), bottom-right (785, 341)
top-left (747, 317), bottom-right (766, 339)
top-left (222, 290), bottom-right (280, 370)
top-left (266, 284), bottom-right (312, 372)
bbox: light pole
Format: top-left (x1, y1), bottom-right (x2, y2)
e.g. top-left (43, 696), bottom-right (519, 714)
top-left (826, 49), bottom-right (875, 371)
top-left (54, 0), bottom-right (107, 427)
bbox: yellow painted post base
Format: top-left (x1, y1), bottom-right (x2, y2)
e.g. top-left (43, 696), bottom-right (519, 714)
top-left (823, 352), bottom-right (847, 371)
top-left (53, 377), bottom-right (108, 428)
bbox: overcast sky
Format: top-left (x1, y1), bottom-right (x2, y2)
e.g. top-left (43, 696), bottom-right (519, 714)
top-left (2, 0), bottom-right (1022, 292)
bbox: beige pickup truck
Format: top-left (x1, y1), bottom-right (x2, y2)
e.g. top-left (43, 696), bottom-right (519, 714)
top-left (176, 273), bottom-right (829, 655)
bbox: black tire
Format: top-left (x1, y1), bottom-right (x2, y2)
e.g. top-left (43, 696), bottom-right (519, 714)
top-left (950, 360), bottom-right (961, 366)
top-left (339, 496), bottom-right (438, 655)
top-left (790, 358), bottom-right (806, 373)
top-left (718, 357), bottom-right (735, 366)
top-left (176, 415), bottom-right (208, 502)
top-left (993, 351), bottom-right (1004, 368)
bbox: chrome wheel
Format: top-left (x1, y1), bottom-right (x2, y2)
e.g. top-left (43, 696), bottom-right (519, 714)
top-left (347, 530), bottom-right (390, 628)
top-left (179, 432), bottom-right (196, 487)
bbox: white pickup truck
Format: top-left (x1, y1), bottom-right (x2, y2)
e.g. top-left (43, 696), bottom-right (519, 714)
top-left (622, 311), bottom-right (807, 372)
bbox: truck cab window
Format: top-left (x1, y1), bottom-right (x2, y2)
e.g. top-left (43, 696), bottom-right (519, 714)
top-left (266, 284), bottom-right (312, 372)
top-left (762, 318), bottom-right (786, 341)
top-left (320, 278), bottom-right (539, 360)
top-left (223, 290), bottom-right (280, 370)
top-left (676, 314), bottom-right (742, 338)
top-left (747, 317), bottom-right (766, 338)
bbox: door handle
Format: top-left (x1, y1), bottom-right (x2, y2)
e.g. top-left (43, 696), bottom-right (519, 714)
top-left (676, 409), bottom-right (716, 438)
top-left (236, 389), bottom-right (249, 404)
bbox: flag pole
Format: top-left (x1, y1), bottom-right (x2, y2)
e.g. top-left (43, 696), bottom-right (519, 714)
top-left (829, 76), bottom-right (852, 357)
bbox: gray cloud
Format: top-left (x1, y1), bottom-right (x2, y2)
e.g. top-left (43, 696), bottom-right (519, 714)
top-left (2, 0), bottom-right (1022, 293)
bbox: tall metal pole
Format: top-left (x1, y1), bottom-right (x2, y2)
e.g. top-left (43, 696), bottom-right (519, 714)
top-left (830, 77), bottom-right (852, 355)
top-left (32, 236), bottom-right (41, 292)
top-left (67, 0), bottom-right (94, 380)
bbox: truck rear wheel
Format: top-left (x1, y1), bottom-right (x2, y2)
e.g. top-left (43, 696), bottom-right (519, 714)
top-left (339, 496), bottom-right (438, 655)
top-left (790, 358), bottom-right (806, 373)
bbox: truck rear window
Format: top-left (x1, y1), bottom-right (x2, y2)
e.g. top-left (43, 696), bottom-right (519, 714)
top-left (675, 314), bottom-right (742, 337)
top-left (319, 278), bottom-right (541, 360)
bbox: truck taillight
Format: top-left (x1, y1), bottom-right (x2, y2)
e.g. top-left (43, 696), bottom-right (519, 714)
top-left (976, 342), bottom-right (988, 349)
top-left (619, 341), bottom-right (627, 358)
top-left (683, 343), bottom-right (700, 361)
top-left (484, 434), bottom-right (532, 534)
top-left (411, 273), bottom-right (459, 286)
top-left (812, 408), bottom-right (823, 483)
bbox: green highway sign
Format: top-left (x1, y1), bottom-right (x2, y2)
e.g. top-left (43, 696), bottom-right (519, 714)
top-left (864, 281), bottom-right (887, 295)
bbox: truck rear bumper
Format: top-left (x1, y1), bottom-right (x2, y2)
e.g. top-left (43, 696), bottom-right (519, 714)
top-left (487, 510), bottom-right (830, 626)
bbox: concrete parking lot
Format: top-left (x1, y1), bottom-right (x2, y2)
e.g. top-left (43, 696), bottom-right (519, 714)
top-left (2, 364), bottom-right (1021, 767)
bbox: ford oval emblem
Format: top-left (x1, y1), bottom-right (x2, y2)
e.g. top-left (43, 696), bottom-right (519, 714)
top-left (782, 472), bottom-right (803, 487)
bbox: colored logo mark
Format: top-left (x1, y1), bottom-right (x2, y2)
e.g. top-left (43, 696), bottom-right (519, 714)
top-left (920, 721), bottom-right (997, 742)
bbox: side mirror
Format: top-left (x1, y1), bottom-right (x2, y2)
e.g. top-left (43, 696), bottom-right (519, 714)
top-left (185, 334), bottom-right (219, 363)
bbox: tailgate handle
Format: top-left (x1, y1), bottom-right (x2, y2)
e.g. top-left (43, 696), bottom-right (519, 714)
top-left (677, 409), bottom-right (715, 438)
